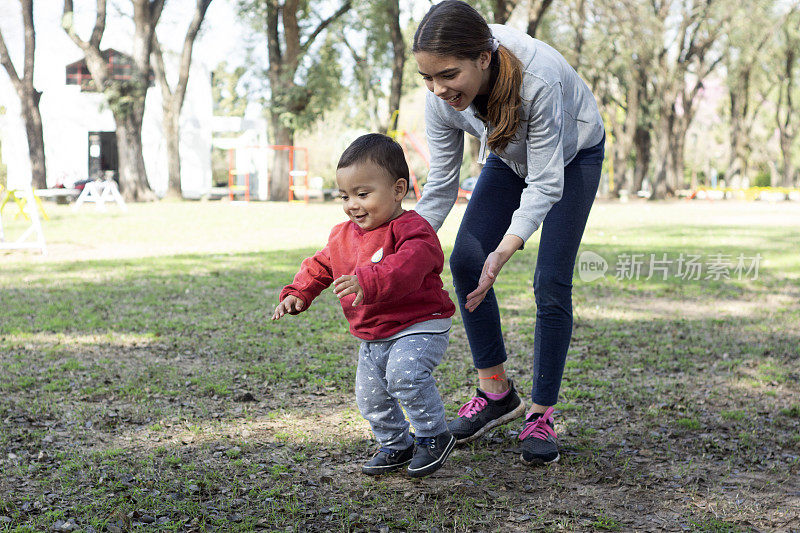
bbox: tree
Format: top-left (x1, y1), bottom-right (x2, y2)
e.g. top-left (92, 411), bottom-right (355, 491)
top-left (551, 0), bottom-right (652, 196)
top-left (483, 0), bottom-right (553, 37)
top-left (212, 61), bottom-right (247, 117)
top-left (386, 0), bottom-right (404, 128)
top-left (647, 0), bottom-right (730, 199)
top-left (238, 0), bottom-right (351, 201)
top-left (0, 0), bottom-right (46, 189)
top-left (151, 0), bottom-right (213, 197)
top-left (526, 0), bottom-right (554, 38)
top-left (774, 8), bottom-right (800, 187)
top-left (722, 1), bottom-right (774, 186)
top-left (341, 0), bottom-right (405, 132)
top-left (62, 0), bottom-right (163, 201)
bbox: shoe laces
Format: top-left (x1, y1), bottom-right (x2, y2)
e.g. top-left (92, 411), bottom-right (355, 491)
top-left (519, 406), bottom-right (557, 441)
top-left (457, 396), bottom-right (487, 418)
top-left (415, 436), bottom-right (436, 448)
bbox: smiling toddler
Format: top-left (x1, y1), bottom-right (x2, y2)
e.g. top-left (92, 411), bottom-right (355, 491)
top-left (272, 134), bottom-right (456, 477)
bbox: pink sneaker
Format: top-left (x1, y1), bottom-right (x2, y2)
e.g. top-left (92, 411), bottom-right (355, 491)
top-left (519, 407), bottom-right (559, 465)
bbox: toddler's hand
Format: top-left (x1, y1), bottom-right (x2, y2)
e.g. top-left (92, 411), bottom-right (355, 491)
top-left (333, 275), bottom-right (364, 306)
top-left (272, 295), bottom-right (304, 320)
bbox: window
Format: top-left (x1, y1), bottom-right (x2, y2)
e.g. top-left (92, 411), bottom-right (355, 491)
top-left (65, 49), bottom-right (154, 92)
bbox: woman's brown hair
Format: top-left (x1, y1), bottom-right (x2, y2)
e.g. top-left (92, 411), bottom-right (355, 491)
top-left (413, 0), bottom-right (522, 153)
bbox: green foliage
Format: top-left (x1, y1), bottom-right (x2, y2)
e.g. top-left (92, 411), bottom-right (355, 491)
top-left (212, 61), bottom-right (248, 118)
top-left (236, 0), bottom-right (347, 136)
top-left (101, 80), bottom-right (147, 120)
top-left (754, 169), bottom-right (771, 188)
top-left (281, 35), bottom-right (344, 133)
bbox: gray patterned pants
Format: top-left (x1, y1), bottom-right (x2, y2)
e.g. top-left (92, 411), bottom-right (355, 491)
top-left (356, 332), bottom-right (449, 450)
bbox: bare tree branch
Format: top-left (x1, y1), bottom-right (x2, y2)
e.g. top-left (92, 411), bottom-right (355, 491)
top-left (300, 0), bottom-right (351, 53)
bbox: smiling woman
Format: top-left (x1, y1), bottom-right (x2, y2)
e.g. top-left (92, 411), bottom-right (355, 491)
top-left (411, 0), bottom-right (606, 467)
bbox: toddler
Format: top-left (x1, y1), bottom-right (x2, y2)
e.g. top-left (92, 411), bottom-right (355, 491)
top-left (272, 134), bottom-right (456, 477)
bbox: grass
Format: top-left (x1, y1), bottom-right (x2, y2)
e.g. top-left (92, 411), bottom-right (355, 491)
top-left (0, 198), bottom-right (799, 531)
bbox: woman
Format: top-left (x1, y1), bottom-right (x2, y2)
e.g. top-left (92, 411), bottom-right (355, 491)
top-left (412, 0), bottom-right (605, 465)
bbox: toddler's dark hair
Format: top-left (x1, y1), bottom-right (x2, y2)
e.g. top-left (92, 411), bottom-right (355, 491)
top-left (337, 133), bottom-right (409, 187)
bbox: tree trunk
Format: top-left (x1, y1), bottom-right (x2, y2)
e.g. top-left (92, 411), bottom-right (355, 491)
top-left (527, 0), bottom-right (554, 38)
top-left (63, 0), bottom-right (162, 202)
top-left (0, 0), bottom-right (46, 189)
top-left (632, 124), bottom-right (650, 194)
top-left (387, 0), bottom-right (404, 119)
top-left (726, 87), bottom-right (746, 183)
top-left (492, 0), bottom-right (513, 24)
top-left (667, 122), bottom-right (686, 192)
top-left (163, 106), bottom-right (181, 196)
top-left (611, 133), bottom-right (629, 195)
top-left (115, 107), bottom-right (154, 201)
top-left (651, 113), bottom-right (672, 200)
top-left (779, 131), bottom-right (795, 187)
top-left (151, 0), bottom-right (213, 198)
top-left (269, 118), bottom-right (293, 201)
top-left (20, 90), bottom-right (46, 189)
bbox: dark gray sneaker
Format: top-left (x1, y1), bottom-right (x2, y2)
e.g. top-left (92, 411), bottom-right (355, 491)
top-left (519, 407), bottom-right (560, 465)
top-left (406, 432), bottom-right (456, 478)
top-left (361, 444), bottom-right (414, 475)
top-left (447, 379), bottom-right (526, 444)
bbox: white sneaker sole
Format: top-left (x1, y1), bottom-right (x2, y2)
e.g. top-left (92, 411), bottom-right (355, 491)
top-left (455, 401), bottom-right (527, 445)
top-left (361, 458), bottom-right (412, 476)
top-left (520, 452), bottom-right (560, 466)
top-left (406, 436), bottom-right (456, 477)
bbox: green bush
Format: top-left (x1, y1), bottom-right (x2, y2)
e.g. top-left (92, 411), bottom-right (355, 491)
top-left (754, 170), bottom-right (771, 188)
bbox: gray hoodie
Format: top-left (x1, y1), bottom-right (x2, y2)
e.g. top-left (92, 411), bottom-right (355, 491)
top-left (414, 24), bottom-right (605, 243)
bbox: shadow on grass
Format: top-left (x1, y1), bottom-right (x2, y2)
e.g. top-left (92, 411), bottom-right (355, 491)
top-left (0, 243), bottom-right (798, 531)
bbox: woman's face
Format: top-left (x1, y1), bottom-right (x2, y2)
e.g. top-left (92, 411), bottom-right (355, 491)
top-left (414, 51), bottom-right (492, 112)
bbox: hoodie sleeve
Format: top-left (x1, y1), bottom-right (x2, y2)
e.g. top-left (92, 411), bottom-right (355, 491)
top-left (279, 243), bottom-right (334, 311)
top-left (355, 218), bottom-right (443, 304)
top-left (506, 82), bottom-right (566, 243)
top-left (413, 92), bottom-right (464, 232)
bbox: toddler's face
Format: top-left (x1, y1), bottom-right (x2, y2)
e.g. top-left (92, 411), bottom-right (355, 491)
top-left (336, 161), bottom-right (406, 231)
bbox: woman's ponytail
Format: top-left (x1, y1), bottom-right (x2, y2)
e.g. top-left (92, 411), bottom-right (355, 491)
top-left (486, 46), bottom-right (523, 154)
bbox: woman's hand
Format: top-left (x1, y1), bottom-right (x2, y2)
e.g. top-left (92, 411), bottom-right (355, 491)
top-left (464, 234), bottom-right (524, 312)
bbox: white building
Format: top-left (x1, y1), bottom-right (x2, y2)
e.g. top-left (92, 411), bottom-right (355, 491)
top-left (0, 8), bottom-right (213, 199)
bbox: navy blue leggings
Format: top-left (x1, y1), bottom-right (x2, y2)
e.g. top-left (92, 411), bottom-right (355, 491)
top-left (450, 137), bottom-right (604, 406)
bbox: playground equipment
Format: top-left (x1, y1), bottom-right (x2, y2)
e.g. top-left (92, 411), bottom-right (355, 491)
top-left (72, 179), bottom-right (127, 211)
top-left (386, 111), bottom-right (427, 200)
top-left (388, 111), bottom-right (481, 202)
top-left (278, 145), bottom-right (310, 203)
top-left (0, 183), bottom-right (49, 221)
top-left (219, 142), bottom-right (310, 202)
top-left (226, 148), bottom-right (251, 201)
top-left (0, 183), bottom-right (46, 254)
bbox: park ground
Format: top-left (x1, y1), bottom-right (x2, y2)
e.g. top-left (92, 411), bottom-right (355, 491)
top-left (0, 199), bottom-right (798, 532)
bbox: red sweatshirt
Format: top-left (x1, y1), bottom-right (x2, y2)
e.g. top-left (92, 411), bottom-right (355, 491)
top-left (279, 210), bottom-right (455, 340)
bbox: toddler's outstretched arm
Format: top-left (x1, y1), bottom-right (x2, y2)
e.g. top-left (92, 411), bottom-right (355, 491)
top-left (272, 295), bottom-right (305, 320)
